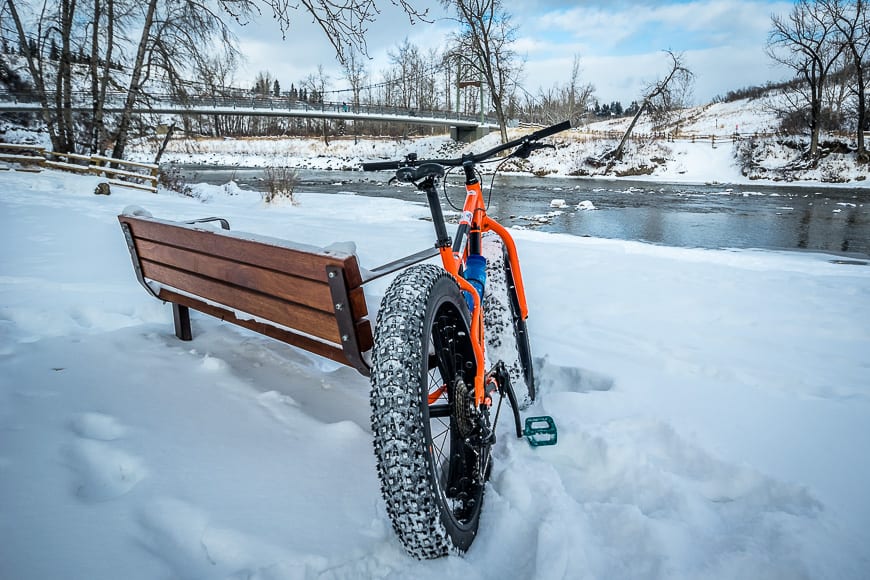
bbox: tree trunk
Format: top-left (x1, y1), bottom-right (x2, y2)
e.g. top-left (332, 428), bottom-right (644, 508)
top-left (6, 0), bottom-right (63, 151)
top-left (609, 100), bottom-right (649, 161)
top-left (111, 0), bottom-right (159, 162)
top-left (58, 0), bottom-right (77, 153)
top-left (153, 122), bottom-right (175, 164)
top-left (90, 0), bottom-right (114, 154)
top-left (89, 0), bottom-right (101, 153)
top-left (857, 67), bottom-right (867, 160)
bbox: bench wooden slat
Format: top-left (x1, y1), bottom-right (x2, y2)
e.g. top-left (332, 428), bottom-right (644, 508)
top-left (142, 259), bottom-right (345, 344)
top-left (123, 216), bottom-right (364, 288)
top-left (134, 239), bottom-right (367, 316)
top-left (158, 288), bottom-right (370, 367)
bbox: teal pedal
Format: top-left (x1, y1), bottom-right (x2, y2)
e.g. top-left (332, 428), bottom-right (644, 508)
top-left (524, 416), bottom-right (557, 447)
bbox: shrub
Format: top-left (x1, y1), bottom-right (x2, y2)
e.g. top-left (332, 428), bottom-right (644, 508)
top-left (262, 165), bottom-right (298, 204)
top-left (158, 164), bottom-right (193, 197)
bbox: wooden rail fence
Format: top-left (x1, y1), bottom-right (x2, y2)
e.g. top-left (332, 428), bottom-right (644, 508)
top-left (0, 143), bottom-right (158, 192)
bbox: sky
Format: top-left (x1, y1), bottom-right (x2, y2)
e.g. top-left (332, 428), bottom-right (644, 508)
top-left (229, 0), bottom-right (795, 106)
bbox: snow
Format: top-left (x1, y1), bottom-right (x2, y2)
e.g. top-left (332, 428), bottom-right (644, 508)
top-left (1, 166), bottom-right (869, 579)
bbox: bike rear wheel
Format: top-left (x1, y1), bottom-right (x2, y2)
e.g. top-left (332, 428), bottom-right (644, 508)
top-left (370, 264), bottom-right (487, 558)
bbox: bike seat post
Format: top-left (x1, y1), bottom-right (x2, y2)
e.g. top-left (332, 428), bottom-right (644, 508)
top-left (420, 177), bottom-right (451, 248)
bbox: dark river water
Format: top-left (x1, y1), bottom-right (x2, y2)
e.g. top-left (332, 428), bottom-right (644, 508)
top-left (182, 167), bottom-right (870, 257)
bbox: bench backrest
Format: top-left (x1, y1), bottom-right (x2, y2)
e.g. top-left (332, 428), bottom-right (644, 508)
top-left (118, 214), bottom-right (372, 373)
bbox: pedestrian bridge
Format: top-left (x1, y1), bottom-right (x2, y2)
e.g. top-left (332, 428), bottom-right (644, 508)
top-left (0, 90), bottom-right (498, 141)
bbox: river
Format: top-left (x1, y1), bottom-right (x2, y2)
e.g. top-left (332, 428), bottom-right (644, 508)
top-left (181, 167), bottom-right (870, 258)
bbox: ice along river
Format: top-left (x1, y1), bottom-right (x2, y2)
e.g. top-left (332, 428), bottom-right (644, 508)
top-left (181, 168), bottom-right (870, 258)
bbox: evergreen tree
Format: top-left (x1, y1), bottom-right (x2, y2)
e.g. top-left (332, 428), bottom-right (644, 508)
top-left (273, 79), bottom-right (280, 96)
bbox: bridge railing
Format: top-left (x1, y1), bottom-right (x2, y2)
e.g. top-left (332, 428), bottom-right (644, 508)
top-left (0, 89), bottom-right (499, 126)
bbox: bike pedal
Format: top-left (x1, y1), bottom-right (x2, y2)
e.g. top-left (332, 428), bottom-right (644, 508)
top-left (523, 416), bottom-right (558, 447)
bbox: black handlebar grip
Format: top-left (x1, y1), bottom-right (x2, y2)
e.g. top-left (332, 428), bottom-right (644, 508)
top-left (529, 120), bottom-right (572, 141)
top-left (361, 160), bottom-right (402, 171)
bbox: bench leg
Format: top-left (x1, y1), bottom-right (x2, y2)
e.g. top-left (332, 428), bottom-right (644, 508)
top-left (173, 304), bottom-right (192, 341)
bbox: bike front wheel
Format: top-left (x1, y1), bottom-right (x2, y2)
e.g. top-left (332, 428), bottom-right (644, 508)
top-left (482, 231), bottom-right (535, 407)
top-left (370, 264), bottom-right (487, 558)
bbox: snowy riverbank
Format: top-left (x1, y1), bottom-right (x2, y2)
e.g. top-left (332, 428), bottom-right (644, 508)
top-left (124, 96), bottom-right (870, 187)
top-left (1, 168), bottom-right (869, 579)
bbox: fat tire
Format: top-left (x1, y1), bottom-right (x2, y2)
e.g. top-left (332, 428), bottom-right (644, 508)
top-left (481, 232), bottom-right (536, 407)
top-left (370, 264), bottom-right (485, 559)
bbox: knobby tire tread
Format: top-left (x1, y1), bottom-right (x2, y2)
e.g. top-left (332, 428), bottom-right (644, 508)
top-left (370, 264), bottom-right (480, 559)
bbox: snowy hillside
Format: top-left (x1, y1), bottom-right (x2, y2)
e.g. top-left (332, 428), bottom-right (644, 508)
top-left (1, 168), bottom-right (869, 579)
top-left (120, 94), bottom-right (869, 186)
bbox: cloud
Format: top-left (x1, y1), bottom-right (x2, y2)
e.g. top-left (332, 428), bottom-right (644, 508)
top-left (515, 0), bottom-right (794, 102)
top-left (228, 0), bottom-right (794, 105)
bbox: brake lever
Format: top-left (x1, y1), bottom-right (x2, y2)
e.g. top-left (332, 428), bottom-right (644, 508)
top-left (512, 141), bottom-right (556, 160)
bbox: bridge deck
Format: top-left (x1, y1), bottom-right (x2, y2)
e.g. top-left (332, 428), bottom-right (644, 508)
top-left (0, 91), bottom-right (498, 129)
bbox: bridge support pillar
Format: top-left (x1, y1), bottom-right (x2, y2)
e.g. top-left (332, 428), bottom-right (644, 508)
top-left (451, 126), bottom-right (491, 143)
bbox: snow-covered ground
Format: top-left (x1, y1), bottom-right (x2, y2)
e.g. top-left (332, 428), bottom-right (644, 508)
top-left (1, 167), bottom-right (869, 579)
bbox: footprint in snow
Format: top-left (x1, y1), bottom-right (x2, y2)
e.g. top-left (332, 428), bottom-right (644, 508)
top-left (69, 412), bottom-right (128, 441)
top-left (65, 413), bottom-right (146, 502)
top-left (534, 356), bottom-right (615, 394)
top-left (137, 498), bottom-right (327, 579)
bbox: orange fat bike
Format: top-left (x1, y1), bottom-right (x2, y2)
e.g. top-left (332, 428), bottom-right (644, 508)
top-left (361, 120), bottom-right (571, 558)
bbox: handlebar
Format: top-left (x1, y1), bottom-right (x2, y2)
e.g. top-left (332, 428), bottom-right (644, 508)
top-left (360, 119), bottom-right (571, 172)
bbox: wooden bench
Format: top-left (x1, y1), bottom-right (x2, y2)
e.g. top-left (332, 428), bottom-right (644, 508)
top-left (118, 210), bottom-right (376, 375)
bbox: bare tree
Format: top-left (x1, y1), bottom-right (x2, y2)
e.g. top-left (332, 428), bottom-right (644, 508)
top-left (5, 0), bottom-right (64, 151)
top-left (820, 0), bottom-right (870, 161)
top-left (3, 0), bottom-right (430, 158)
top-left (253, 71), bottom-right (278, 95)
top-left (304, 65), bottom-right (331, 144)
top-left (605, 50), bottom-right (693, 161)
top-left (527, 54), bottom-right (595, 126)
top-left (53, 0), bottom-right (77, 153)
top-left (341, 46), bottom-right (368, 141)
top-left (188, 44), bottom-right (240, 138)
top-left (443, 0), bottom-right (523, 142)
top-left (219, 0), bottom-right (429, 65)
top-left (767, 0), bottom-right (846, 162)
top-left (341, 46), bottom-right (368, 113)
top-left (110, 0), bottom-right (242, 160)
top-left (389, 38), bottom-right (420, 109)
top-left (87, 0), bottom-right (117, 154)
top-left (109, 0), bottom-right (158, 161)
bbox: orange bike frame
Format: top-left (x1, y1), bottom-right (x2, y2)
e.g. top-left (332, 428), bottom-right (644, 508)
top-left (435, 178), bottom-right (530, 408)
